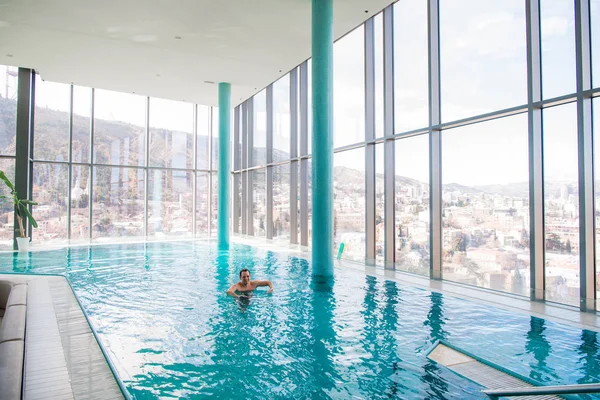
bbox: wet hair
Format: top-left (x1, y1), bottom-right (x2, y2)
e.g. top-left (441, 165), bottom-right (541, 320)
top-left (239, 269), bottom-right (250, 278)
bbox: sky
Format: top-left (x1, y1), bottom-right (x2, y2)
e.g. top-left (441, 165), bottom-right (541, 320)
top-left (1, 0), bottom-right (598, 187)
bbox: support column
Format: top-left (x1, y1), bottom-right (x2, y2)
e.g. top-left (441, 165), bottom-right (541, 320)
top-left (14, 68), bottom-right (33, 249)
top-left (428, 0), bottom-right (442, 280)
top-left (311, 0), bottom-right (334, 278)
top-left (526, 0), bottom-right (545, 302)
top-left (575, 0), bottom-right (596, 312)
top-left (266, 84), bottom-right (274, 239)
top-left (300, 62), bottom-right (309, 247)
top-left (241, 102), bottom-right (248, 234)
top-left (383, 6), bottom-right (396, 268)
top-left (233, 106), bottom-right (240, 234)
top-left (218, 82), bottom-right (231, 249)
top-left (365, 17), bottom-right (376, 263)
top-left (290, 68), bottom-right (299, 244)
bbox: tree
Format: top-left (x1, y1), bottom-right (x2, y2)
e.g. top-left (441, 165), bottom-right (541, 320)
top-left (464, 259), bottom-right (483, 283)
top-left (452, 233), bottom-right (468, 253)
top-left (546, 233), bottom-right (564, 252)
top-left (566, 239), bottom-right (572, 254)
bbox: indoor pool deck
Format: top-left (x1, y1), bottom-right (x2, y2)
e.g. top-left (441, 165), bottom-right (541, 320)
top-left (0, 274), bottom-right (124, 400)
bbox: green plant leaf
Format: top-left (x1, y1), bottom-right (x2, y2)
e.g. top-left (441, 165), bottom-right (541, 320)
top-left (21, 205), bottom-right (37, 229)
top-left (21, 200), bottom-right (39, 205)
top-left (0, 170), bottom-right (15, 192)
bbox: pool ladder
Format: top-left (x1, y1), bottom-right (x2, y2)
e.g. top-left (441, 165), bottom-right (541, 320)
top-left (483, 383), bottom-right (600, 399)
top-left (427, 342), bottom-right (600, 399)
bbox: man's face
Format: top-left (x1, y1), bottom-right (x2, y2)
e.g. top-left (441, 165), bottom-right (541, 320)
top-left (241, 271), bottom-right (250, 284)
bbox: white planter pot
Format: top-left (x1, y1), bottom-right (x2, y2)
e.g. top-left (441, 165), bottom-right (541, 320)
top-left (16, 237), bottom-right (30, 253)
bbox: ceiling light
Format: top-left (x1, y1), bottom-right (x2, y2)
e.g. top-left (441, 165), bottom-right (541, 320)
top-left (175, 36), bottom-right (182, 40)
top-left (6, 54), bottom-right (13, 57)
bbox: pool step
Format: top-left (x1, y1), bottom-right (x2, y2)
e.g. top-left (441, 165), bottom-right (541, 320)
top-left (428, 343), bottom-right (560, 400)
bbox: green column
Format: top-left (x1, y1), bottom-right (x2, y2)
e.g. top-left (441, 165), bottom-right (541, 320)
top-left (218, 82), bottom-right (231, 249)
top-left (312, 0), bottom-right (334, 278)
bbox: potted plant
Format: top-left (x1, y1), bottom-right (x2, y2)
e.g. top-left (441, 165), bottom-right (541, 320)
top-left (0, 170), bottom-right (38, 251)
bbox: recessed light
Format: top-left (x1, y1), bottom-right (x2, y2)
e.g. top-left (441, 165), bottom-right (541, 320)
top-left (204, 80), bottom-right (215, 84)
top-left (6, 54), bottom-right (13, 57)
top-left (175, 36), bottom-right (182, 40)
top-left (156, 74), bottom-right (161, 77)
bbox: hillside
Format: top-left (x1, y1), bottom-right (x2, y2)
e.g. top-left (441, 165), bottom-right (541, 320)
top-left (0, 97), bottom-right (583, 198)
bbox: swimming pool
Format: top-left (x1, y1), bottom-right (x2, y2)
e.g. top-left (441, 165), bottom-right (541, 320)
top-left (1, 242), bottom-right (599, 399)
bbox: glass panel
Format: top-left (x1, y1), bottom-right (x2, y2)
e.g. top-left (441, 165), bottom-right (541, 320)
top-left (211, 172), bottom-right (218, 237)
top-left (94, 90), bottom-right (146, 166)
top-left (253, 168), bottom-right (266, 237)
top-left (395, 135), bottom-right (430, 276)
top-left (70, 165), bottom-right (90, 240)
top-left (273, 164), bottom-right (290, 241)
top-left (440, 0), bottom-right (527, 122)
top-left (92, 166), bottom-right (144, 240)
top-left (34, 79), bottom-right (70, 161)
top-left (334, 148), bottom-right (366, 261)
top-left (442, 114), bottom-right (530, 296)
top-left (211, 107), bottom-right (219, 171)
top-left (393, 0), bottom-right (428, 132)
top-left (307, 60), bottom-right (312, 156)
top-left (374, 14), bottom-right (385, 139)
top-left (0, 65), bottom-right (18, 156)
top-left (0, 158), bottom-right (15, 246)
top-left (541, 0), bottom-right (576, 99)
top-left (197, 105), bottom-right (210, 170)
top-left (543, 103), bottom-right (579, 306)
top-left (72, 86), bottom-right (91, 164)
top-left (334, 26), bottom-right (365, 148)
top-left (253, 91), bottom-right (267, 167)
top-left (237, 106), bottom-right (243, 170)
top-left (196, 172), bottom-right (209, 236)
top-left (308, 160), bottom-right (313, 247)
top-left (149, 98), bottom-right (193, 169)
top-left (233, 173), bottom-right (241, 233)
top-left (296, 164), bottom-right (301, 240)
top-left (273, 75), bottom-right (291, 163)
top-left (592, 0), bottom-right (600, 88)
top-left (595, 98), bottom-right (600, 311)
top-left (31, 163), bottom-right (69, 243)
top-left (375, 144), bottom-right (384, 265)
top-left (148, 169), bottom-right (193, 238)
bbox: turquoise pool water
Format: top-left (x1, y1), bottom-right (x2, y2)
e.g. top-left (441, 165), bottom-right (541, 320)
top-left (1, 242), bottom-right (599, 399)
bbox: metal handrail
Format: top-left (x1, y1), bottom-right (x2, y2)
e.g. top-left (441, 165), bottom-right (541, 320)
top-left (483, 383), bottom-right (600, 399)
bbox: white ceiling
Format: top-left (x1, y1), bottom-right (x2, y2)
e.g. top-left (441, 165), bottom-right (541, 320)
top-left (0, 0), bottom-right (394, 107)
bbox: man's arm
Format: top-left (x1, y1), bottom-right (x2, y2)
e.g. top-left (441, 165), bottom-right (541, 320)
top-left (253, 280), bottom-right (273, 293)
top-left (226, 284), bottom-right (239, 298)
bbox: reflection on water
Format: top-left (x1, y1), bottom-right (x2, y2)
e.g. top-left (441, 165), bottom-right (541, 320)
top-left (0, 242), bottom-right (598, 399)
top-left (578, 330), bottom-right (599, 385)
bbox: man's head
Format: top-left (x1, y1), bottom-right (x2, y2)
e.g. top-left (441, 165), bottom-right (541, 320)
top-left (239, 269), bottom-right (250, 284)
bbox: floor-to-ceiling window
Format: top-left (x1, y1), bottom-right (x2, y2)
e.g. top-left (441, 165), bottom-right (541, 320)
top-left (2, 70), bottom-right (219, 249)
top-left (0, 65), bottom-right (18, 244)
top-left (544, 104), bottom-right (579, 306)
top-left (94, 89), bottom-right (146, 240)
top-left (442, 115), bottom-right (530, 296)
top-left (233, 0), bottom-right (600, 311)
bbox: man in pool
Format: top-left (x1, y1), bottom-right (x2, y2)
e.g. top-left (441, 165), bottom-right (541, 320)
top-left (226, 269), bottom-right (273, 298)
